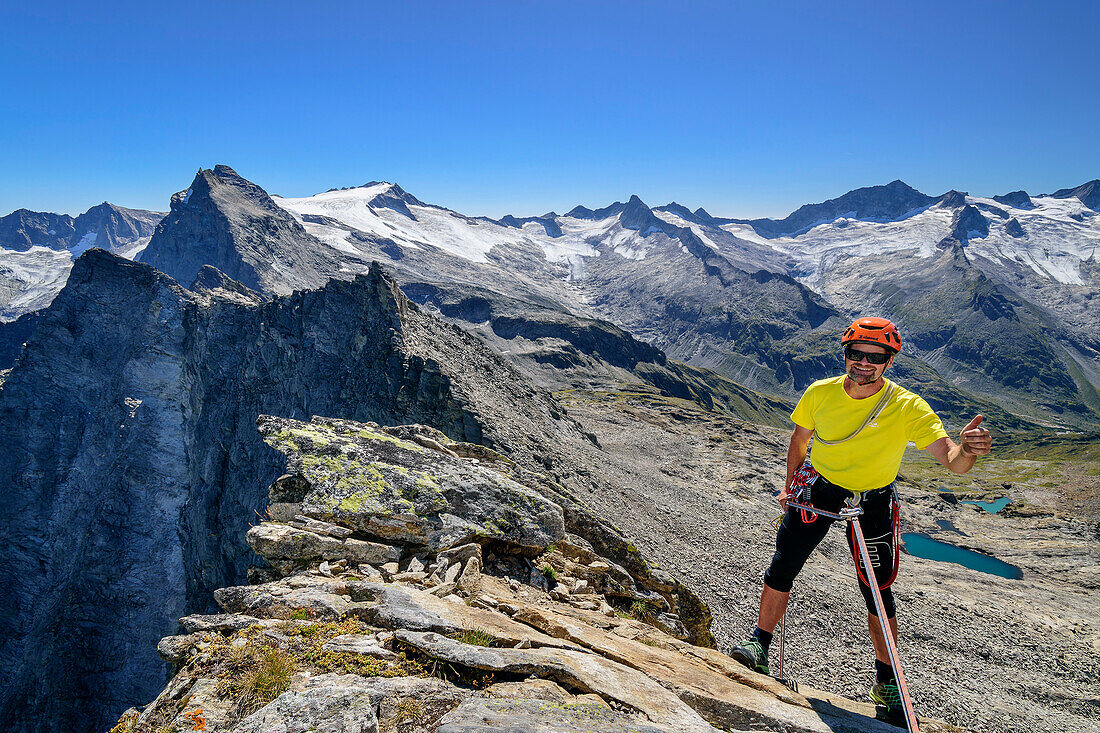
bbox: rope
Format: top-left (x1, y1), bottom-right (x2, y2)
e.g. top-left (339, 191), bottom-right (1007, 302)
top-left (812, 380), bottom-right (896, 446)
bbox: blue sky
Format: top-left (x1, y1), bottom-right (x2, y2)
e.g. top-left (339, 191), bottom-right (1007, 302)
top-left (1, 1), bottom-right (1096, 219)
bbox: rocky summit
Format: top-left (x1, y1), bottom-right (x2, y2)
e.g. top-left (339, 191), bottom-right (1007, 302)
top-left (138, 164), bottom-right (341, 295)
top-left (111, 416), bottom-right (964, 733)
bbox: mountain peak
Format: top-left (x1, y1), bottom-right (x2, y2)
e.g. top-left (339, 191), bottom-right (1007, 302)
top-left (937, 190), bottom-right (968, 208)
top-left (746, 180), bottom-right (937, 238)
top-left (365, 182), bottom-right (423, 219)
top-left (948, 204), bottom-right (990, 242)
top-left (0, 209), bottom-right (76, 251)
top-left (140, 165), bottom-right (337, 294)
top-left (1052, 179), bottom-right (1100, 210)
top-left (993, 190), bottom-right (1033, 209)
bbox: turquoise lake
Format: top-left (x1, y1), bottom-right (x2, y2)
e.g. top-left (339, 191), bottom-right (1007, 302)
top-left (901, 533), bottom-right (1022, 579)
top-left (961, 496), bottom-right (1012, 513)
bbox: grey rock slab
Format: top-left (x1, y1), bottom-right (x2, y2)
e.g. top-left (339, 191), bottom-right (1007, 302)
top-left (444, 561), bottom-right (464, 584)
top-left (396, 630), bottom-right (719, 732)
top-left (484, 678), bottom-right (572, 703)
top-left (179, 613), bottom-right (265, 633)
top-left (508, 603), bottom-right (903, 733)
top-left (438, 542), bottom-right (483, 567)
top-left (214, 584), bottom-right (351, 621)
top-left (435, 697), bottom-right (675, 733)
top-left (247, 522), bottom-right (399, 564)
top-left (232, 673), bottom-right (466, 733)
top-left (391, 571), bottom-right (427, 583)
top-left (289, 514), bottom-right (354, 539)
top-left (351, 582), bottom-right (581, 650)
top-left (231, 678), bottom-right (380, 733)
top-left (320, 634), bottom-right (396, 659)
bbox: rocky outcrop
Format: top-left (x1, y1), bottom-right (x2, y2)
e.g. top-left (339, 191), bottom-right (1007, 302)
top-left (111, 417), bottom-right (964, 733)
top-left (992, 190), bottom-right (1033, 209)
top-left (253, 415), bottom-right (699, 632)
top-left (949, 204), bottom-right (990, 241)
top-left (0, 252), bottom-right (589, 733)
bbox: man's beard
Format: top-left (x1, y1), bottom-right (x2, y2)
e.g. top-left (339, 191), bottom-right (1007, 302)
top-left (847, 365), bottom-right (881, 385)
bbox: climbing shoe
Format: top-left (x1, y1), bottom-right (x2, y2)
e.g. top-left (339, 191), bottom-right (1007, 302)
top-left (870, 680), bottom-right (905, 725)
top-left (728, 638), bottom-right (770, 675)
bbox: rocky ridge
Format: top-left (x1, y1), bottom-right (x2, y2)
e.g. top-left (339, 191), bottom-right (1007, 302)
top-left (0, 251), bottom-right (593, 733)
top-left (112, 414), bottom-right (962, 733)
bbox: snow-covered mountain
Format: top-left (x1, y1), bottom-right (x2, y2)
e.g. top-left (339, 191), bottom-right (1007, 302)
top-left (0, 203), bottom-right (163, 319)
top-left (269, 176), bottom-right (1099, 425)
top-left (3, 169), bottom-right (1098, 427)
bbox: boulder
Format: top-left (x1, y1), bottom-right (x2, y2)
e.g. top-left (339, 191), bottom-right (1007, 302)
top-left (438, 542), bottom-right (483, 568)
top-left (258, 415), bottom-right (566, 553)
top-left (156, 634), bottom-right (200, 665)
top-left (246, 523), bottom-right (399, 565)
top-left (457, 555), bottom-right (483, 595)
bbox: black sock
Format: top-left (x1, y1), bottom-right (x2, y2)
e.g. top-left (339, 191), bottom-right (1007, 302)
top-left (875, 659), bottom-right (896, 683)
top-left (752, 627), bottom-right (773, 652)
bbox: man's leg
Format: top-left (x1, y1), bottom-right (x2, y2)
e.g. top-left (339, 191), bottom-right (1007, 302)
top-left (867, 612), bottom-right (899, 666)
top-left (849, 486), bottom-right (905, 723)
top-left (730, 481), bottom-right (844, 673)
top-left (757, 583), bottom-right (790, 634)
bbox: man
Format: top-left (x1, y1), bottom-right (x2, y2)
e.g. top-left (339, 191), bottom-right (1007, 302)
top-left (729, 317), bottom-right (992, 724)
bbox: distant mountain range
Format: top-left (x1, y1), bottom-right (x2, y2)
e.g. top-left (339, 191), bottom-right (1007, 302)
top-left (0, 202), bottom-right (163, 318)
top-left (3, 167), bottom-right (1098, 428)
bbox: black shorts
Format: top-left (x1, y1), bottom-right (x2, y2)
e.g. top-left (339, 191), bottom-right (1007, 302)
top-left (763, 475), bottom-right (899, 617)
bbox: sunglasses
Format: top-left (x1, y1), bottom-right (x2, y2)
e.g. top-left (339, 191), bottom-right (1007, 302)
top-left (844, 347), bottom-right (891, 365)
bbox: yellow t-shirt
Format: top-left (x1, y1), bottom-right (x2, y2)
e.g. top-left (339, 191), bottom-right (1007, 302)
top-left (791, 376), bottom-right (949, 492)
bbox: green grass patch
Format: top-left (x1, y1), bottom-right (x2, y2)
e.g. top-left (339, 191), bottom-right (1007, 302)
top-left (451, 627), bottom-right (497, 647)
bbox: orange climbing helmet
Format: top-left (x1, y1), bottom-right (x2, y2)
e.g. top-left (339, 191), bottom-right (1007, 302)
top-left (841, 317), bottom-right (902, 353)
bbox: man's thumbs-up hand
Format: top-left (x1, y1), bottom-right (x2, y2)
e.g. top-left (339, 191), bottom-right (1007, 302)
top-left (960, 414), bottom-right (992, 457)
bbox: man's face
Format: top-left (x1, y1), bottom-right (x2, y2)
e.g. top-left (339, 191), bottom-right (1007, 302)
top-left (844, 342), bottom-right (892, 385)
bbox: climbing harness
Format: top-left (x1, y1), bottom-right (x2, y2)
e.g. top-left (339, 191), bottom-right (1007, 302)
top-left (812, 381), bottom-right (896, 446)
top-left (770, 462), bottom-right (820, 533)
top-left (777, 495), bottom-right (921, 733)
top-left (849, 485), bottom-right (901, 592)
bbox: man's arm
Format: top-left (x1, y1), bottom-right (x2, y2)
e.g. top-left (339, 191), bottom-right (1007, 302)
top-left (926, 414), bottom-right (992, 474)
top-left (779, 425), bottom-right (814, 508)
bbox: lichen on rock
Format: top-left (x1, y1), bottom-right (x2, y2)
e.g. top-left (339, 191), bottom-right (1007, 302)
top-left (258, 414), bottom-right (566, 553)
